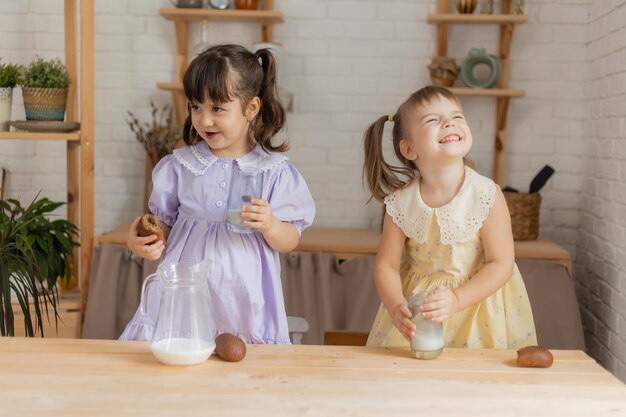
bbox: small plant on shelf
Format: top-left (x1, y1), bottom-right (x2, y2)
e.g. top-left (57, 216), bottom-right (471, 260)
top-left (20, 56), bottom-right (71, 121)
top-left (20, 56), bottom-right (70, 89)
top-left (0, 60), bottom-right (22, 89)
top-left (0, 60), bottom-right (22, 131)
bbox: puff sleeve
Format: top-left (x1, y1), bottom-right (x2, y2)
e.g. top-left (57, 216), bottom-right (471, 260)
top-left (147, 155), bottom-right (180, 227)
top-left (266, 162), bottom-right (315, 235)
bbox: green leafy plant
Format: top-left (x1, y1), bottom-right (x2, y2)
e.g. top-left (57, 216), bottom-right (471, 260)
top-left (0, 194), bottom-right (79, 337)
top-left (20, 56), bottom-right (70, 89)
top-left (0, 60), bottom-right (22, 88)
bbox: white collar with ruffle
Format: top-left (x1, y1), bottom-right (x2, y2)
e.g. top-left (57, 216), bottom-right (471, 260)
top-left (384, 166), bottom-right (496, 245)
top-left (172, 142), bottom-right (288, 177)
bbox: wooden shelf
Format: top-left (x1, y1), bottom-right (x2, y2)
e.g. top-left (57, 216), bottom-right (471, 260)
top-left (0, 131), bottom-right (81, 141)
top-left (156, 82), bottom-right (182, 91)
top-left (429, 0), bottom-right (526, 186)
top-left (2, 0), bottom-right (95, 332)
top-left (11, 288), bottom-right (81, 338)
top-left (159, 7), bottom-right (284, 22)
top-left (450, 87), bottom-right (525, 97)
top-left (157, 1), bottom-right (284, 124)
top-left (427, 14), bottom-right (527, 24)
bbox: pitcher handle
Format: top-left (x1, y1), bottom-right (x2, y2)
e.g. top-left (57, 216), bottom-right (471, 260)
top-left (140, 273), bottom-right (158, 315)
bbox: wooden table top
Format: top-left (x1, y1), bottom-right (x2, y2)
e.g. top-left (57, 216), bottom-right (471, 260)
top-left (1, 338), bottom-right (624, 416)
top-left (96, 225), bottom-right (571, 265)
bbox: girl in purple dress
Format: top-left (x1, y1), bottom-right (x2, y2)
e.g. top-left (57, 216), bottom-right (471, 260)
top-left (121, 44), bottom-right (316, 344)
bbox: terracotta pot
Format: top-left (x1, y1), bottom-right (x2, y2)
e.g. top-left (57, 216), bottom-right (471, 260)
top-left (235, 0), bottom-right (259, 10)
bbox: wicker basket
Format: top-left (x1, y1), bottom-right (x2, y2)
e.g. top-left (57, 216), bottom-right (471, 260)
top-left (503, 192), bottom-right (541, 241)
top-left (22, 87), bottom-right (68, 121)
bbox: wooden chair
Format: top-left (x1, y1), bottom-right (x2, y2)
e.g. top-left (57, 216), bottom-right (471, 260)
top-left (287, 316), bottom-right (309, 345)
top-left (323, 330), bottom-right (369, 346)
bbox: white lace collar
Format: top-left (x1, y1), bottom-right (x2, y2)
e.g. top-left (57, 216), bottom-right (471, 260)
top-left (172, 142), bottom-right (288, 177)
top-left (384, 166), bottom-right (496, 245)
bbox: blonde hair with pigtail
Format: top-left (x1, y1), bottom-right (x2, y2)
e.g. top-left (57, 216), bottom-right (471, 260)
top-left (362, 86), bottom-right (461, 202)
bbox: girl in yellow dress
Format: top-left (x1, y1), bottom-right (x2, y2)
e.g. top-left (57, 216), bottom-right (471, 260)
top-left (363, 86), bottom-right (537, 349)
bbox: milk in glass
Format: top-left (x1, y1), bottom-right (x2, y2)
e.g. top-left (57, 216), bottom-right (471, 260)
top-left (408, 290), bottom-right (445, 359)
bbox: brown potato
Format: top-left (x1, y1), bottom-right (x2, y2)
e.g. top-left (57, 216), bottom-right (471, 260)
top-left (215, 333), bottom-right (247, 362)
top-left (136, 213), bottom-right (166, 245)
top-left (516, 345), bottom-right (554, 368)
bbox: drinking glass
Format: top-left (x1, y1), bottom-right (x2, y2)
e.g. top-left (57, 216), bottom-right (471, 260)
top-left (408, 290), bottom-right (445, 359)
top-left (225, 165), bottom-right (264, 233)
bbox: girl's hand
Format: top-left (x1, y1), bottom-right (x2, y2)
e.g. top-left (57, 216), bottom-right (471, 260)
top-left (390, 302), bottom-right (416, 341)
top-left (127, 216), bottom-right (165, 261)
top-left (421, 285), bottom-right (459, 322)
top-left (241, 198), bottom-right (277, 234)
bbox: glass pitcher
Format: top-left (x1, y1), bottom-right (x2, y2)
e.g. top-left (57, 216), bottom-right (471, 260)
top-left (140, 259), bottom-right (215, 366)
top-left (408, 290), bottom-right (445, 359)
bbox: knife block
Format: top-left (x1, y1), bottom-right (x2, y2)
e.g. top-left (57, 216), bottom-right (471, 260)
top-left (503, 192), bottom-right (541, 241)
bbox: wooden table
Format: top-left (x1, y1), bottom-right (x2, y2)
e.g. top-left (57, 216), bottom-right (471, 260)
top-left (2, 338), bottom-right (624, 416)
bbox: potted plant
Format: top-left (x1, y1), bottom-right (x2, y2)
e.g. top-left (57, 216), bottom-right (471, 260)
top-left (20, 56), bottom-right (70, 121)
top-left (0, 60), bottom-right (22, 131)
top-left (0, 194), bottom-right (79, 337)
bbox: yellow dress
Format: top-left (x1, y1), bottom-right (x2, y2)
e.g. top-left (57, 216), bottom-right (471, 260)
top-left (366, 167), bottom-right (537, 349)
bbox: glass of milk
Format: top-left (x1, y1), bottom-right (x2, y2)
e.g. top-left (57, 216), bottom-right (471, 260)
top-left (408, 290), bottom-right (445, 360)
top-left (225, 165), bottom-right (264, 233)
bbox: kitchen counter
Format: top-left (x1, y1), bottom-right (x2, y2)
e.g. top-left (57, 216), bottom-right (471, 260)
top-left (1, 338), bottom-right (624, 416)
top-left (96, 225), bottom-right (572, 266)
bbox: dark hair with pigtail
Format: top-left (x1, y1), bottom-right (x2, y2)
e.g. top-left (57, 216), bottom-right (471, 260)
top-left (362, 85), bottom-right (461, 202)
top-left (182, 44), bottom-right (287, 152)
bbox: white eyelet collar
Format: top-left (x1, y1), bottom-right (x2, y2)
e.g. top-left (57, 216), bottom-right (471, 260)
top-left (384, 166), bottom-right (496, 245)
top-left (173, 141), bottom-right (288, 177)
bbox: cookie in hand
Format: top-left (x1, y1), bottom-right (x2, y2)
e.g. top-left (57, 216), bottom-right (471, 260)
top-left (136, 213), bottom-right (166, 245)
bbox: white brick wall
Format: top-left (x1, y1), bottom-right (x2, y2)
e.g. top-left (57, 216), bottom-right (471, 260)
top-left (576, 0), bottom-right (626, 383)
top-left (1, 0), bottom-right (625, 378)
top-left (0, 0), bottom-right (584, 239)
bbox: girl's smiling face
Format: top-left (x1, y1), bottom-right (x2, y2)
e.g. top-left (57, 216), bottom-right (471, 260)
top-left (190, 95), bottom-right (260, 158)
top-left (400, 95), bottom-right (472, 169)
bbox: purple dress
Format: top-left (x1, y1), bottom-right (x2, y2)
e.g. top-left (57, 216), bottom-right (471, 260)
top-left (119, 142), bottom-right (315, 344)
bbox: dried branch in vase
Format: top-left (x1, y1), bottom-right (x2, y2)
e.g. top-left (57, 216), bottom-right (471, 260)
top-left (127, 100), bottom-right (181, 167)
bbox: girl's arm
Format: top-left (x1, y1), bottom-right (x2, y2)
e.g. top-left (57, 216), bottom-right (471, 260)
top-left (242, 198), bottom-right (300, 252)
top-left (261, 220), bottom-right (300, 253)
top-left (423, 188), bottom-right (515, 321)
top-left (375, 212), bottom-right (415, 341)
top-left (126, 216), bottom-right (171, 261)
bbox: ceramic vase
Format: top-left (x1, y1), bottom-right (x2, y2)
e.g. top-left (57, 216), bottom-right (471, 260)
top-left (0, 87), bottom-right (12, 131)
